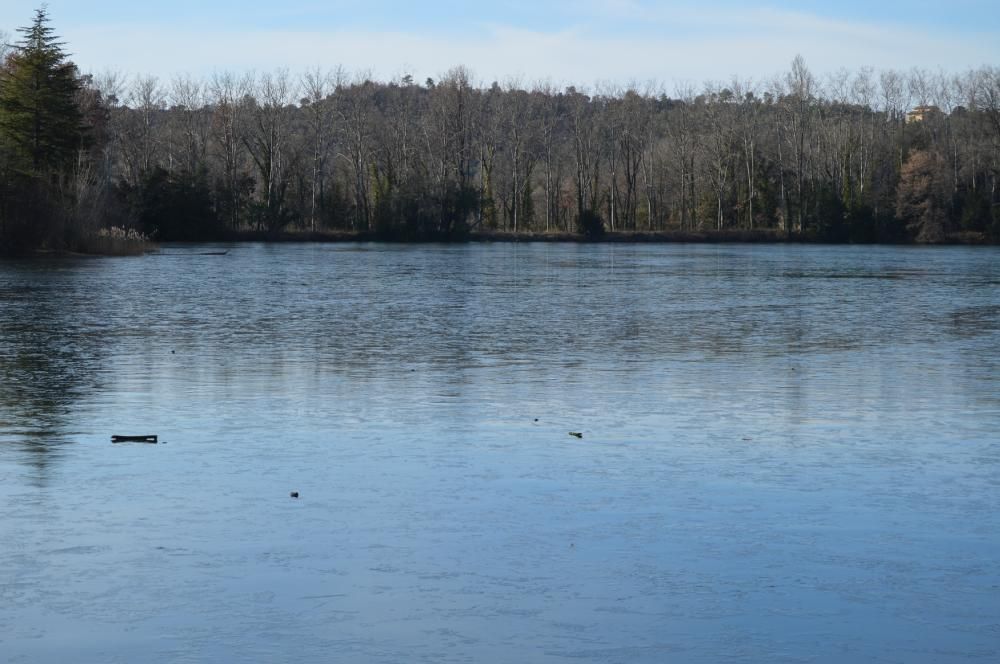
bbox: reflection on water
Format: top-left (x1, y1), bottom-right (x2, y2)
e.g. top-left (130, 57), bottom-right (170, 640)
top-left (0, 259), bottom-right (109, 483)
top-left (1, 243), bottom-right (998, 663)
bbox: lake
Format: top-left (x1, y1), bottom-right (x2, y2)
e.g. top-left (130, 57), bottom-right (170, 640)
top-left (1, 243), bottom-right (998, 663)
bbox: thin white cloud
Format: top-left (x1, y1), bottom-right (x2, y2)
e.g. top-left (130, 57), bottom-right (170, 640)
top-left (60, 9), bottom-right (998, 90)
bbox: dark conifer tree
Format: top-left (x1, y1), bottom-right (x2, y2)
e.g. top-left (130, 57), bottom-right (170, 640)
top-left (0, 7), bottom-right (84, 175)
top-left (0, 7), bottom-right (88, 251)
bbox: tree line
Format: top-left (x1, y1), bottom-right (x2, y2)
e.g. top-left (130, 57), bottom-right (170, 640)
top-left (2, 9), bottom-right (1000, 252)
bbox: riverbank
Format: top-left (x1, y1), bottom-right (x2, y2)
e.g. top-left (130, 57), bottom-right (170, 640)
top-left (8, 236), bottom-right (157, 258)
top-left (219, 228), bottom-right (997, 245)
top-left (8, 228), bottom-right (994, 258)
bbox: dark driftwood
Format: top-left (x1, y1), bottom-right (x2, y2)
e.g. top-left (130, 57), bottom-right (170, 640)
top-left (111, 435), bottom-right (158, 444)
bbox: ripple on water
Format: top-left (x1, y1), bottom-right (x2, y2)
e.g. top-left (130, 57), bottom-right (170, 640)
top-left (0, 243), bottom-right (998, 663)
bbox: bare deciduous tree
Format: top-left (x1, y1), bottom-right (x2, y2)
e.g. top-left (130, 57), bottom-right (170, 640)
top-left (40, 61), bottom-right (999, 244)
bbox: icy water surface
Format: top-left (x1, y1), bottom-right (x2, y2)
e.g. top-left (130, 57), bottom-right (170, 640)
top-left (1, 243), bottom-right (999, 663)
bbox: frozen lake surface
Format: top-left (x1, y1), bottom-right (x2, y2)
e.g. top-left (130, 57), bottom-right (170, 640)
top-left (1, 243), bottom-right (999, 662)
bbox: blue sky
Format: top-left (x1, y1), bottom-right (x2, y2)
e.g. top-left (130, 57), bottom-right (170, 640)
top-left (1, 1), bottom-right (997, 85)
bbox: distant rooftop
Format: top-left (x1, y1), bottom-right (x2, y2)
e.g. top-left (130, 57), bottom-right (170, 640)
top-left (906, 105), bottom-right (942, 123)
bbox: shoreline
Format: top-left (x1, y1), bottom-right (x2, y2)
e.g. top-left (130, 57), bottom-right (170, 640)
top-left (8, 229), bottom-right (996, 258)
top-left (216, 228), bottom-right (996, 246)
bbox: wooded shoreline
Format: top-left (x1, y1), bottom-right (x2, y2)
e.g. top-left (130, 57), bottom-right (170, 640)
top-left (3, 9), bottom-right (1000, 256)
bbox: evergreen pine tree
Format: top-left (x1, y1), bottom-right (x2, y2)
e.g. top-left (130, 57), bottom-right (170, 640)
top-left (0, 7), bottom-right (84, 176)
top-left (0, 8), bottom-right (89, 252)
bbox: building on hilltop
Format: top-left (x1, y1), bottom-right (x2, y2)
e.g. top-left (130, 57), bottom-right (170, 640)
top-left (906, 105), bottom-right (942, 123)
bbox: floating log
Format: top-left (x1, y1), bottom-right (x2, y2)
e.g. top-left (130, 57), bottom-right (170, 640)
top-left (111, 435), bottom-right (158, 444)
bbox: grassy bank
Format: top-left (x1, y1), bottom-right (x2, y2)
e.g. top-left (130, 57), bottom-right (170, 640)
top-left (72, 227), bottom-right (157, 256)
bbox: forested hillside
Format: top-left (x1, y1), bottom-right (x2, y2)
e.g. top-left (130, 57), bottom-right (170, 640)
top-left (2, 9), bottom-right (999, 251)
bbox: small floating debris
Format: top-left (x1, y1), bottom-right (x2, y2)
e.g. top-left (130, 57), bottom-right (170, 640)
top-left (111, 435), bottom-right (158, 444)
top-left (569, 432), bottom-right (583, 439)
top-left (290, 491), bottom-right (300, 499)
